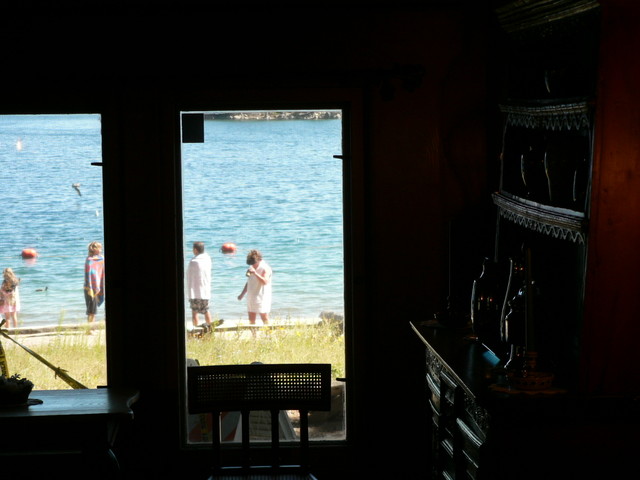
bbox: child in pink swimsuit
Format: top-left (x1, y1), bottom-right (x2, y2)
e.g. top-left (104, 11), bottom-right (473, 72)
top-left (0, 268), bottom-right (21, 328)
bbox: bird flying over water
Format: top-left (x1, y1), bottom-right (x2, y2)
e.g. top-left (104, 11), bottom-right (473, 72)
top-left (72, 183), bottom-right (82, 196)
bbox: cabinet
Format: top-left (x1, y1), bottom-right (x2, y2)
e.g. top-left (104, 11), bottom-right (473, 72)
top-left (488, 0), bottom-right (640, 396)
top-left (411, 320), bottom-right (637, 480)
top-left (485, 0), bottom-right (601, 389)
top-left (420, 326), bottom-right (494, 480)
top-left (494, 100), bottom-right (592, 243)
top-left (413, 2), bottom-right (640, 479)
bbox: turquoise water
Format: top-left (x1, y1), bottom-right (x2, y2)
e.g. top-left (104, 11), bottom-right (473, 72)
top-left (182, 115), bottom-right (344, 323)
top-left (0, 114), bottom-right (104, 327)
top-left (0, 113), bottom-right (344, 327)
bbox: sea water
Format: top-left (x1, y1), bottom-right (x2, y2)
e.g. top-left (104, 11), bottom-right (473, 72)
top-left (0, 113), bottom-right (344, 328)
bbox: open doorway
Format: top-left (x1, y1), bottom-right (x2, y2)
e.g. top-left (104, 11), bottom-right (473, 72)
top-left (181, 110), bottom-right (346, 442)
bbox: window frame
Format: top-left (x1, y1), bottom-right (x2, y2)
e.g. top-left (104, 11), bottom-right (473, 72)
top-left (172, 96), bottom-right (365, 460)
top-left (0, 109), bottom-right (110, 388)
top-left (21, 90), bottom-right (367, 472)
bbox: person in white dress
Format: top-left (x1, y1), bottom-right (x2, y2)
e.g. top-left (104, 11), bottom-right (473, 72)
top-left (237, 249), bottom-right (272, 328)
top-left (186, 241), bottom-right (212, 327)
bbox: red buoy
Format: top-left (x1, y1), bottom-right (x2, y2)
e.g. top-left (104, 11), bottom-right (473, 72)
top-left (21, 248), bottom-right (38, 259)
top-left (220, 242), bottom-right (237, 254)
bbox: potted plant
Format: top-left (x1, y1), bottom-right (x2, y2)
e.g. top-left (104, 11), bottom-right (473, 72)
top-left (0, 374), bottom-right (34, 406)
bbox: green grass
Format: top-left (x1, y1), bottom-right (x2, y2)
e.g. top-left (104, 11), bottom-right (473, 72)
top-left (1, 330), bottom-right (107, 390)
top-left (1, 322), bottom-right (345, 390)
top-left (186, 323), bottom-right (345, 379)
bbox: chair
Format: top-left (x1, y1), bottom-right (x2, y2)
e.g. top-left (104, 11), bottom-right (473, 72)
top-left (188, 363), bottom-right (332, 480)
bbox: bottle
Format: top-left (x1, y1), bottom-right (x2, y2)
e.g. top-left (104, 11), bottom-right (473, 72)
top-left (499, 257), bottom-right (525, 355)
top-left (470, 257), bottom-right (503, 353)
top-left (503, 285), bottom-right (527, 348)
top-left (504, 344), bottom-right (526, 379)
top-left (520, 130), bottom-right (549, 203)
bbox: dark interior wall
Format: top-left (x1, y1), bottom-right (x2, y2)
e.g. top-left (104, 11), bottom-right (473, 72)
top-left (1, 5), bottom-right (490, 478)
top-left (350, 9), bottom-right (490, 478)
top-left (582, 0), bottom-right (640, 395)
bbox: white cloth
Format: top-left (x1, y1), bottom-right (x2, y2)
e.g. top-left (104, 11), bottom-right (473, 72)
top-left (246, 260), bottom-right (272, 313)
top-left (186, 253), bottom-right (212, 300)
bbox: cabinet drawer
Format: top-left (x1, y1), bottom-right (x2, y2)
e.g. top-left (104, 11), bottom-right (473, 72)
top-left (461, 399), bottom-right (489, 439)
top-left (442, 470), bottom-right (455, 480)
top-left (440, 370), bottom-right (458, 390)
top-left (457, 418), bottom-right (484, 465)
top-left (430, 399), bottom-right (440, 428)
top-left (441, 438), bottom-right (455, 458)
top-left (440, 371), bottom-right (458, 410)
top-left (429, 398), bottom-right (439, 416)
top-left (427, 373), bottom-right (441, 412)
top-left (432, 413), bottom-right (440, 429)
top-left (462, 449), bottom-right (479, 480)
top-left (441, 438), bottom-right (456, 479)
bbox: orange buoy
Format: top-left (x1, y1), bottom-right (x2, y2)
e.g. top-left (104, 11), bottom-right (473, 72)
top-left (220, 242), bottom-right (237, 254)
top-left (21, 248), bottom-right (38, 259)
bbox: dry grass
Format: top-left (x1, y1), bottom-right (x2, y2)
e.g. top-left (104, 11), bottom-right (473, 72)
top-left (1, 329), bottom-right (107, 390)
top-left (1, 321), bottom-right (345, 390)
top-left (186, 322), bottom-right (346, 379)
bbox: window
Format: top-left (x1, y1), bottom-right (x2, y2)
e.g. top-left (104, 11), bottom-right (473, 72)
top-left (180, 110), bottom-right (346, 443)
top-left (0, 114), bottom-right (106, 390)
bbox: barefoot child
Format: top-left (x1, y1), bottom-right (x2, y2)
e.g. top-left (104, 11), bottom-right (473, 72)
top-left (0, 268), bottom-right (21, 328)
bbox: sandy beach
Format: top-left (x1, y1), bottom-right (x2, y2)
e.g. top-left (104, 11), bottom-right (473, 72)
top-left (2, 316), bottom-right (328, 348)
top-left (1, 322), bottom-right (105, 349)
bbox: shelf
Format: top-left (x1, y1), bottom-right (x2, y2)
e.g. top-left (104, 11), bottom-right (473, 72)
top-left (492, 192), bottom-right (587, 243)
top-left (499, 100), bottom-right (592, 131)
top-left (495, 0), bottom-right (600, 36)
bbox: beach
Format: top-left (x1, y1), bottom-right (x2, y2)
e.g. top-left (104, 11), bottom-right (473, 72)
top-left (2, 314), bottom-right (333, 348)
top-left (0, 114), bottom-right (344, 329)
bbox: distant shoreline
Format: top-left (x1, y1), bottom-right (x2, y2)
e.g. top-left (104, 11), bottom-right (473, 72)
top-left (204, 111), bottom-right (341, 121)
